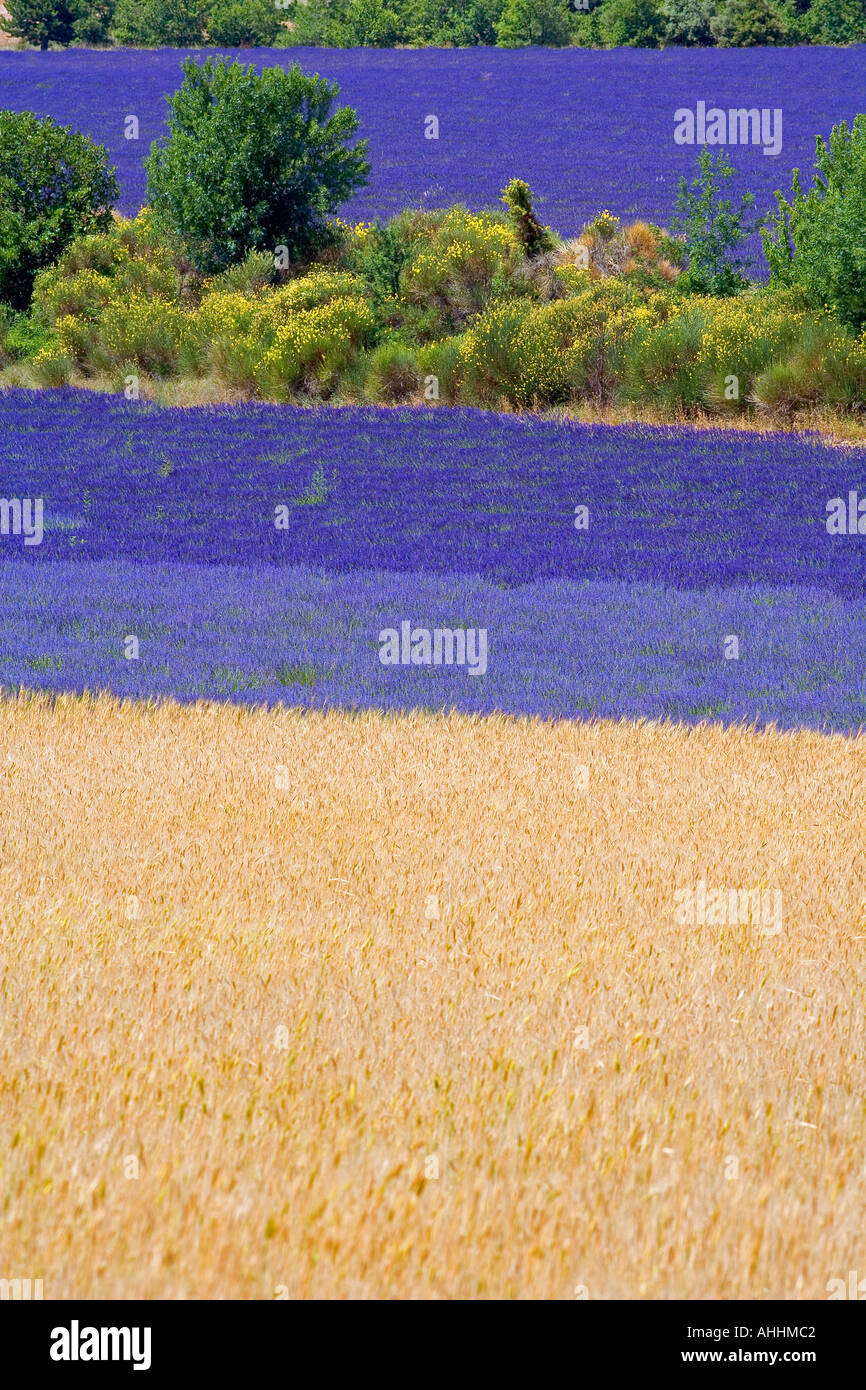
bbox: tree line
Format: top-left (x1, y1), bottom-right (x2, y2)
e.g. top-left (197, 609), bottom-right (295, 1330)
top-left (2, 0), bottom-right (865, 50)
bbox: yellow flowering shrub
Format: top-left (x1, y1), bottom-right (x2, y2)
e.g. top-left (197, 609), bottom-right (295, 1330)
top-left (32, 210), bottom-right (180, 329)
top-left (31, 343), bottom-right (74, 387)
top-left (196, 291), bottom-right (262, 340)
top-left (402, 209), bottom-right (520, 330)
top-left (618, 294), bottom-right (861, 412)
top-left (31, 268), bottom-right (117, 328)
top-left (199, 269), bottom-right (364, 325)
top-left (458, 281), bottom-right (669, 407)
top-left (254, 297), bottom-right (376, 399)
top-left (97, 293), bottom-right (196, 374)
top-left (263, 271), bottom-right (367, 323)
top-left (52, 313), bottom-right (102, 367)
top-left (196, 273), bottom-right (372, 394)
top-left (332, 216), bottom-right (372, 247)
top-left (683, 295), bottom-right (810, 376)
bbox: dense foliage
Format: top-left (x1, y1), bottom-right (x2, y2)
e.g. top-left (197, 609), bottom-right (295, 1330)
top-left (0, 110), bottom-right (118, 309)
top-left (672, 149), bottom-right (759, 296)
top-left (2, 0), bottom-right (866, 46)
top-left (5, 182), bottom-right (863, 422)
top-left (143, 57), bottom-right (369, 275)
top-left (2, 0), bottom-right (90, 48)
top-left (763, 115), bottom-right (866, 331)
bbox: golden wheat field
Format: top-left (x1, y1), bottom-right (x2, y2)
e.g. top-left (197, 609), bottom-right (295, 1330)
top-left (1, 690), bottom-right (864, 1299)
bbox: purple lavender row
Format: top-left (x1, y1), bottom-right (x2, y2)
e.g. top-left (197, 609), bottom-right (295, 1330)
top-left (1, 560), bottom-right (863, 732)
top-left (1, 390), bottom-right (864, 597)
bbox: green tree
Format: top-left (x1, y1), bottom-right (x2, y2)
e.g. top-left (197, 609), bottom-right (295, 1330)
top-left (72, 0), bottom-right (116, 43)
top-left (501, 179), bottom-right (555, 257)
top-left (410, 0), bottom-right (503, 45)
top-left (352, 219), bottom-right (410, 304)
top-left (495, 0), bottom-right (571, 46)
top-left (278, 0), bottom-right (406, 45)
top-left (599, 0), bottom-right (667, 46)
top-left (672, 148), bottom-right (758, 295)
top-left (110, 0), bottom-right (207, 45)
top-left (338, 0), bottom-right (404, 44)
top-left (661, 0), bottom-right (714, 44)
top-left (144, 57), bottom-right (370, 274)
top-left (274, 0), bottom-right (334, 45)
top-left (0, 111), bottom-right (118, 308)
top-left (1, 0), bottom-right (79, 48)
top-left (710, 0), bottom-right (789, 45)
top-left (762, 116), bottom-right (866, 331)
top-left (805, 0), bottom-right (866, 42)
top-left (207, 0), bottom-right (281, 45)
top-left (570, 0), bottom-right (605, 47)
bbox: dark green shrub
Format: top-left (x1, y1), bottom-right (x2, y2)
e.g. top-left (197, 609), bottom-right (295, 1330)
top-left (203, 250), bottom-right (278, 297)
top-left (0, 308), bottom-right (53, 364)
top-left (364, 340), bottom-right (421, 401)
top-left (207, 0), bottom-right (281, 45)
top-left (273, 0), bottom-right (331, 44)
top-left (710, 0), bottom-right (789, 44)
top-left (0, 111), bottom-right (118, 310)
top-left (335, 0), bottom-right (404, 44)
top-left (72, 0), bottom-right (116, 44)
top-left (500, 180), bottom-right (555, 259)
top-left (661, 0), bottom-right (714, 44)
top-left (1, 0), bottom-right (79, 47)
top-left (110, 0), bottom-right (206, 44)
top-left (417, 336), bottom-right (463, 401)
top-left (618, 308), bottom-right (709, 410)
top-left (598, 0), bottom-right (666, 45)
top-left (352, 219), bottom-right (411, 307)
top-left (495, 0), bottom-right (571, 45)
top-left (762, 116), bottom-right (866, 332)
top-left (805, 0), bottom-right (866, 43)
top-left (751, 318), bottom-right (866, 413)
top-left (145, 57), bottom-right (369, 275)
top-left (278, 0), bottom-right (405, 46)
top-left (672, 149), bottom-right (758, 296)
top-left (409, 0), bottom-right (502, 45)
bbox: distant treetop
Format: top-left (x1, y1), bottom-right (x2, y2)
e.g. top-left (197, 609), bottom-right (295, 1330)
top-left (2, 0), bottom-right (865, 49)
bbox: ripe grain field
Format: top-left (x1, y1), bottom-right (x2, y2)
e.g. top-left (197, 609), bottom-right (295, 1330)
top-left (1, 692), bottom-right (864, 1299)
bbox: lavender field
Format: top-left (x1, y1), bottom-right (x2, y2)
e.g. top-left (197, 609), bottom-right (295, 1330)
top-left (4, 391), bottom-right (866, 594)
top-left (1, 389), bottom-right (864, 730)
top-left (2, 559), bottom-right (864, 728)
top-left (1, 47), bottom-right (864, 235)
